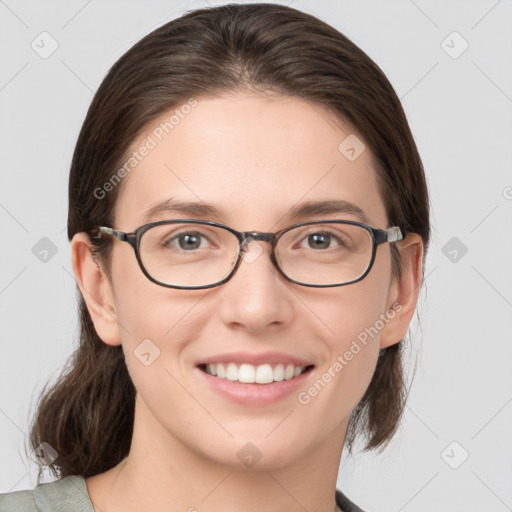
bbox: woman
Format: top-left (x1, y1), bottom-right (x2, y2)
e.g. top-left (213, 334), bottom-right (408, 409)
top-left (0, 3), bottom-right (429, 511)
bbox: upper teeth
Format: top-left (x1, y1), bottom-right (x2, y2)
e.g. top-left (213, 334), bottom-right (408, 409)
top-left (204, 363), bottom-right (306, 384)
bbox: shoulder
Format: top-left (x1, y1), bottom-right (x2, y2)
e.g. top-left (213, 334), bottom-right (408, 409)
top-left (0, 475), bottom-right (94, 512)
top-left (335, 487), bottom-right (367, 512)
top-left (0, 487), bottom-right (36, 511)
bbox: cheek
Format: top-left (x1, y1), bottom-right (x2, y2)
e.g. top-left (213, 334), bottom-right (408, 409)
top-left (113, 289), bottom-right (207, 426)
top-left (300, 252), bottom-right (393, 409)
top-left (317, 256), bottom-right (393, 354)
top-left (294, 300), bottom-right (384, 437)
top-left (114, 285), bottom-right (207, 362)
top-left (108, 252), bottom-right (193, 376)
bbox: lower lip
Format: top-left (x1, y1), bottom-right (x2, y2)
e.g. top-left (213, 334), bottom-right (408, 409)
top-left (194, 366), bottom-right (314, 406)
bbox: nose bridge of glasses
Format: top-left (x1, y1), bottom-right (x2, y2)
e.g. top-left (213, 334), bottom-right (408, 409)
top-left (238, 231), bottom-right (275, 251)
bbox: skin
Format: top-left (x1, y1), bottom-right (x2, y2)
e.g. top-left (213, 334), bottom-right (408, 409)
top-left (71, 91), bottom-right (423, 512)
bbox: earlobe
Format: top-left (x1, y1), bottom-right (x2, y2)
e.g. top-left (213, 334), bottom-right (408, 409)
top-left (70, 233), bottom-right (122, 346)
top-left (380, 233), bottom-right (424, 349)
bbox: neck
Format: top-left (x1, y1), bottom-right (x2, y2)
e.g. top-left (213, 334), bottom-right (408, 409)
top-left (86, 396), bottom-right (348, 512)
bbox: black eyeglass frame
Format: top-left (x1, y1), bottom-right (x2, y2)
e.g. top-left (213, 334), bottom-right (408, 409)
top-left (95, 219), bottom-right (405, 290)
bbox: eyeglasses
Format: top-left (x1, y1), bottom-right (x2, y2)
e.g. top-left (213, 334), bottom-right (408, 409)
top-left (95, 219), bottom-right (404, 289)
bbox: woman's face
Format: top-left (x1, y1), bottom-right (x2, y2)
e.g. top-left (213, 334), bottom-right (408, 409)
top-left (96, 92), bottom-right (404, 469)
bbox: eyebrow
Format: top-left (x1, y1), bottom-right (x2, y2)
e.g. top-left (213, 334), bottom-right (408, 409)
top-left (286, 199), bottom-right (370, 224)
top-left (142, 198), bottom-right (370, 225)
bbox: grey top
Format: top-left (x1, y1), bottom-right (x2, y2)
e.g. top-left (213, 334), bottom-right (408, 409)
top-left (0, 475), bottom-right (94, 512)
top-left (0, 475), bottom-right (365, 512)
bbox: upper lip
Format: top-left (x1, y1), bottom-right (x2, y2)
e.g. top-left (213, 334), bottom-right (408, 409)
top-left (196, 351), bottom-right (314, 367)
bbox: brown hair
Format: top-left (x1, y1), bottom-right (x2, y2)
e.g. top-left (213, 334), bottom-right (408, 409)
top-left (27, 2), bottom-right (430, 482)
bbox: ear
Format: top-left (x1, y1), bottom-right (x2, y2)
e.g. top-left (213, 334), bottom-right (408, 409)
top-left (70, 233), bottom-right (122, 346)
top-left (380, 233), bottom-right (424, 348)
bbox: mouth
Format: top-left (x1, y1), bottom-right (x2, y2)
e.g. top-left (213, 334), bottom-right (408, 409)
top-left (197, 362), bottom-right (315, 384)
top-left (194, 351), bottom-right (316, 406)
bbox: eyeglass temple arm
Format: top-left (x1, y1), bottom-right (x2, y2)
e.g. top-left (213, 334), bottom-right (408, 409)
top-left (386, 226), bottom-right (404, 242)
top-left (374, 226), bottom-right (404, 245)
top-left (95, 226), bottom-right (128, 242)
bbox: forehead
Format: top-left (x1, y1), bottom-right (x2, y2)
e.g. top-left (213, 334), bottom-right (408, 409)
top-left (113, 92), bottom-right (387, 230)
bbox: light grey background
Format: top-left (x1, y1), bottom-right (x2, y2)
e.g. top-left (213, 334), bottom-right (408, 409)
top-left (1, 1), bottom-right (511, 510)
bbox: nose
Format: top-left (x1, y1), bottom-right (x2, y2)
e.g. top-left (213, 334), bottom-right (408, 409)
top-left (216, 238), bottom-right (295, 333)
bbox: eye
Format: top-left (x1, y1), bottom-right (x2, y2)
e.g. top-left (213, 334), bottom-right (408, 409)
top-left (163, 230), bottom-right (212, 251)
top-left (298, 230), bottom-right (349, 250)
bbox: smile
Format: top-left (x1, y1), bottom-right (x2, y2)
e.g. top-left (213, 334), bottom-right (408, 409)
top-left (198, 362), bottom-right (314, 384)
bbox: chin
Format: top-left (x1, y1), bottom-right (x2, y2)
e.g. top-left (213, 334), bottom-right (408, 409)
top-left (200, 434), bottom-right (305, 471)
